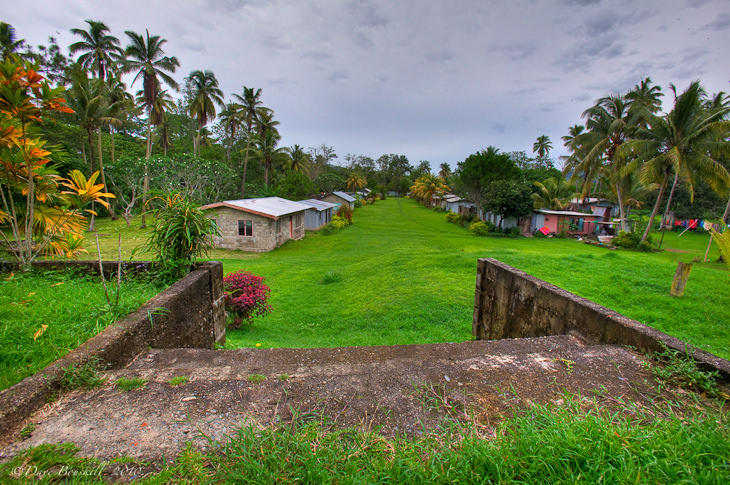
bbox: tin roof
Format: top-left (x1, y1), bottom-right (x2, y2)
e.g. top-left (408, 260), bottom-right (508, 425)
top-left (200, 197), bottom-right (310, 219)
top-left (297, 199), bottom-right (337, 211)
top-left (538, 209), bottom-right (597, 217)
top-left (331, 191), bottom-right (356, 202)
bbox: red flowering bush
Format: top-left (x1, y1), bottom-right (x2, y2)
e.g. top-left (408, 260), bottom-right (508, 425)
top-left (335, 204), bottom-right (353, 224)
top-left (223, 271), bottom-right (272, 329)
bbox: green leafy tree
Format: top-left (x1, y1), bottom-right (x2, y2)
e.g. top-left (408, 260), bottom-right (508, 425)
top-left (284, 144), bottom-right (309, 173)
top-left (483, 180), bottom-right (533, 228)
top-left (532, 177), bottom-right (574, 210)
top-left (410, 174), bottom-right (449, 207)
top-left (455, 147), bottom-right (521, 207)
top-left (0, 22), bottom-right (25, 61)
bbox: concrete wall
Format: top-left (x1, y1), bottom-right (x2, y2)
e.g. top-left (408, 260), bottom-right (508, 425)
top-left (0, 260), bottom-right (226, 435)
top-left (472, 258), bottom-right (730, 379)
top-left (322, 194), bottom-right (353, 209)
top-left (208, 207), bottom-right (305, 252)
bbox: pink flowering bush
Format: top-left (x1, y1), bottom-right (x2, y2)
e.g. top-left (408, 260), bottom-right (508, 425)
top-left (223, 271), bottom-right (272, 329)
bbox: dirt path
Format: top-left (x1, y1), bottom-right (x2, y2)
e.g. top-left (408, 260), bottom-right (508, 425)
top-left (3, 335), bottom-right (656, 463)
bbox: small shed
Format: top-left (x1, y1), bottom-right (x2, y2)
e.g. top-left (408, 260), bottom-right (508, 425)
top-left (322, 191), bottom-right (356, 209)
top-left (200, 197), bottom-right (309, 252)
top-left (531, 209), bottom-right (598, 235)
top-left (297, 199), bottom-right (336, 230)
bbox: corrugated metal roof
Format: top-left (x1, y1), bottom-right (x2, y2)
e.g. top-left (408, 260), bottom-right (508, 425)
top-left (331, 191), bottom-right (356, 202)
top-left (538, 209), bottom-right (596, 217)
top-left (297, 199), bottom-right (337, 211)
top-left (200, 197), bottom-right (310, 218)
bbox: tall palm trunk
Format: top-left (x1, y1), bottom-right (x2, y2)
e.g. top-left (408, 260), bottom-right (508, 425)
top-left (141, 117), bottom-right (152, 229)
top-left (241, 137), bottom-right (251, 196)
top-left (641, 169), bottom-right (671, 243)
top-left (87, 127), bottom-right (97, 232)
top-left (97, 127), bottom-right (115, 219)
top-left (723, 194), bottom-right (730, 224)
top-left (615, 183), bottom-right (627, 233)
top-left (660, 170), bottom-right (679, 228)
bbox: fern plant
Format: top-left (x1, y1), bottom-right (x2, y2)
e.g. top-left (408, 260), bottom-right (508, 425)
top-left (709, 223), bottom-right (730, 269)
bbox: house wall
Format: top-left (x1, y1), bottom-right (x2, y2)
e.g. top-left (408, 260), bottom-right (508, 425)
top-left (208, 207), bottom-right (305, 252)
top-left (304, 208), bottom-right (330, 230)
top-left (322, 194), bottom-right (353, 209)
top-left (472, 258), bottom-right (729, 380)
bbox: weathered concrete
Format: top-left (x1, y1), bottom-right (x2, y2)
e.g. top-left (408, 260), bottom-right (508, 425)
top-left (472, 258), bottom-right (730, 379)
top-left (2, 336), bottom-right (660, 462)
top-left (0, 261), bottom-right (225, 437)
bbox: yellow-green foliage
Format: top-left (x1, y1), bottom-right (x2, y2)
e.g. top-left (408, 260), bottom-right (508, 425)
top-left (710, 225), bottom-right (730, 270)
top-left (330, 216), bottom-right (349, 230)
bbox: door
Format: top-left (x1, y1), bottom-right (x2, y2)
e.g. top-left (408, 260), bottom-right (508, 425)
top-left (289, 216), bottom-right (293, 238)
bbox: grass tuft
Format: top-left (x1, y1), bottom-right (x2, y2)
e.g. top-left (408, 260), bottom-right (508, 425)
top-left (167, 376), bottom-right (189, 387)
top-left (115, 377), bottom-right (148, 391)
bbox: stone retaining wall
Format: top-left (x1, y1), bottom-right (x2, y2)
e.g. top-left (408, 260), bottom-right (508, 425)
top-left (472, 258), bottom-right (730, 380)
top-left (0, 261), bottom-right (226, 436)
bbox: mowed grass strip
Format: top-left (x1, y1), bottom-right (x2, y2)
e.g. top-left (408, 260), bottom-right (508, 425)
top-left (216, 198), bottom-right (728, 359)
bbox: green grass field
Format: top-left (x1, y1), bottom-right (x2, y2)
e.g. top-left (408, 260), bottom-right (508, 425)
top-left (83, 197), bottom-right (728, 359)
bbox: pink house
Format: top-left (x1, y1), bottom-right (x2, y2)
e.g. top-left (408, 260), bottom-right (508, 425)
top-left (531, 210), bottom-right (599, 236)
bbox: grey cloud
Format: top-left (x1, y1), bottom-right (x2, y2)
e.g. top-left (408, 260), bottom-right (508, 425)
top-left (708, 12), bottom-right (730, 30)
top-left (491, 41), bottom-right (538, 60)
top-left (426, 50), bottom-right (453, 64)
top-left (563, 0), bottom-right (602, 5)
top-left (328, 70), bottom-right (350, 83)
top-left (347, 0), bottom-right (389, 28)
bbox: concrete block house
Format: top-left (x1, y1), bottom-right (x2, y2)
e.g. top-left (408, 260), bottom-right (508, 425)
top-left (200, 197), bottom-right (309, 252)
top-left (297, 199), bottom-right (336, 230)
top-left (321, 191), bottom-right (356, 209)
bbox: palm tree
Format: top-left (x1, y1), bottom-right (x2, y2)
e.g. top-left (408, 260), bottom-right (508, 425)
top-left (103, 74), bottom-right (133, 165)
top-left (186, 70), bottom-right (224, 156)
top-left (284, 144), bottom-right (309, 173)
top-left (410, 174), bottom-right (449, 207)
top-left (346, 174), bottom-right (366, 191)
top-left (0, 22), bottom-right (25, 60)
top-left (254, 109), bottom-right (280, 185)
top-left (533, 135), bottom-right (553, 158)
top-left (139, 88), bottom-right (174, 156)
top-left (438, 163), bottom-right (451, 180)
top-left (122, 29), bottom-right (179, 227)
top-left (624, 81), bottom-right (730, 243)
top-left (69, 20), bottom-right (123, 81)
top-left (626, 77), bottom-right (663, 125)
top-left (532, 177), bottom-right (573, 210)
top-left (218, 102), bottom-right (243, 163)
top-left (252, 129), bottom-right (287, 186)
top-left (232, 87), bottom-right (263, 195)
top-left (574, 94), bottom-right (636, 231)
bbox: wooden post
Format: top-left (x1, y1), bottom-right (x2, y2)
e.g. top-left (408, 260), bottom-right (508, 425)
top-left (670, 262), bottom-right (692, 297)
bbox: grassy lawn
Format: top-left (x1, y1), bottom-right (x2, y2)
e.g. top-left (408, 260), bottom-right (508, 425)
top-left (0, 269), bottom-right (165, 390)
top-left (81, 197), bottom-right (728, 359)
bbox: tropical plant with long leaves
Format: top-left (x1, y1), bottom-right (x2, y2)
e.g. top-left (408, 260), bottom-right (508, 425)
top-left (532, 177), bottom-right (574, 210)
top-left (284, 144), bottom-right (309, 173)
top-left (0, 22), bottom-right (25, 61)
top-left (533, 135), bottom-right (552, 158)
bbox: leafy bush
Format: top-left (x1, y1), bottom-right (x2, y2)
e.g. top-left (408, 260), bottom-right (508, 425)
top-left (510, 226), bottom-right (522, 236)
top-left (613, 230), bottom-right (654, 251)
top-left (354, 199), bottom-right (363, 208)
top-left (139, 194), bottom-right (220, 277)
top-left (320, 224), bottom-right (337, 236)
top-left (533, 230), bottom-right (548, 238)
top-left (469, 220), bottom-right (489, 236)
top-left (445, 211), bottom-right (461, 224)
top-left (330, 216), bottom-right (349, 230)
top-left (335, 204), bottom-right (353, 224)
top-left (223, 271), bottom-right (272, 329)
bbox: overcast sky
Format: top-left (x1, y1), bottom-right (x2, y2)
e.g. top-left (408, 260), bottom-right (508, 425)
top-left (5, 0), bottom-right (730, 168)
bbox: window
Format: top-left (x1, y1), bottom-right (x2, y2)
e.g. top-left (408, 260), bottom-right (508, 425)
top-left (294, 213), bottom-right (303, 227)
top-left (238, 220), bottom-right (253, 236)
top-left (276, 219), bottom-right (281, 234)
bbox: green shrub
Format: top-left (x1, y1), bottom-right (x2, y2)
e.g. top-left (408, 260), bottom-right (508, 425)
top-left (330, 216), bottom-right (349, 230)
top-left (613, 230), bottom-right (654, 251)
top-left (445, 211), bottom-right (460, 224)
top-left (354, 199), bottom-right (363, 209)
top-left (469, 220), bottom-right (489, 236)
top-left (320, 224), bottom-right (337, 236)
top-left (510, 226), bottom-right (521, 236)
top-left (335, 204), bottom-right (353, 224)
top-left (533, 230), bottom-right (548, 238)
